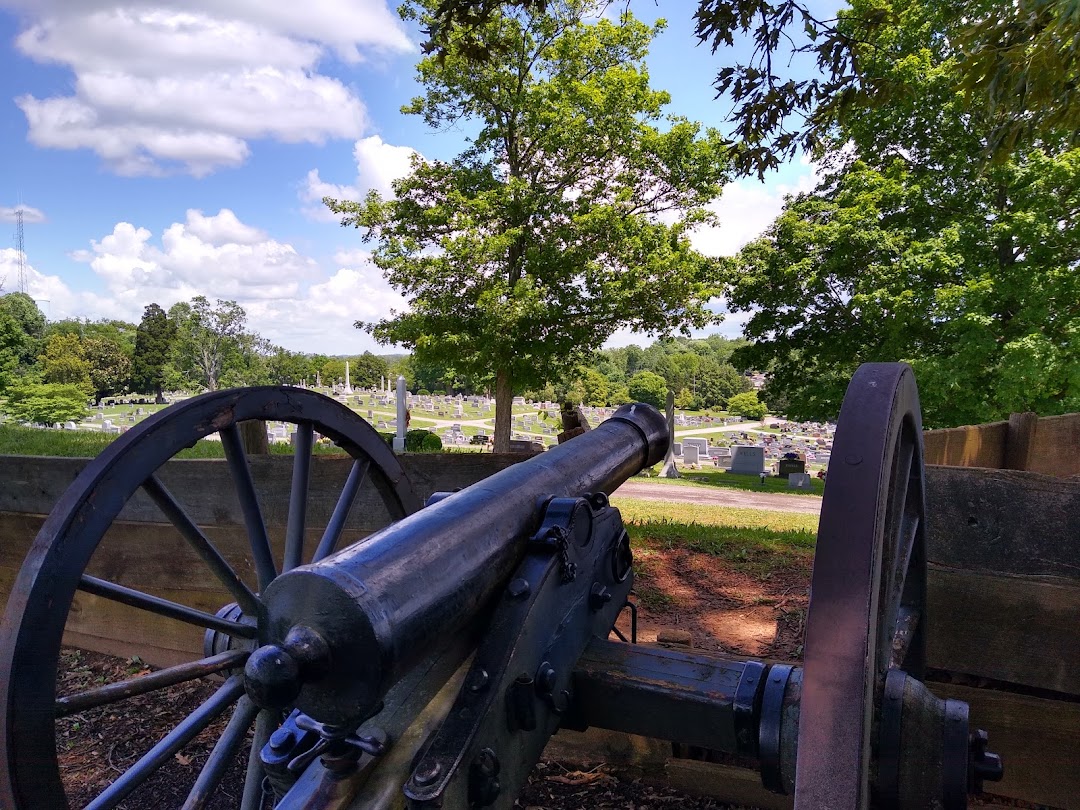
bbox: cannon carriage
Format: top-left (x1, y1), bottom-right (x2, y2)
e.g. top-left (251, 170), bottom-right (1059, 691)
top-left (0, 363), bottom-right (1005, 809)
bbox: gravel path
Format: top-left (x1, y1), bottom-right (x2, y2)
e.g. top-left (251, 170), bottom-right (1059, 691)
top-left (612, 480), bottom-right (823, 514)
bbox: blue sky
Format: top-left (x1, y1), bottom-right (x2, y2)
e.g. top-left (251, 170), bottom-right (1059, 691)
top-left (0, 0), bottom-right (822, 354)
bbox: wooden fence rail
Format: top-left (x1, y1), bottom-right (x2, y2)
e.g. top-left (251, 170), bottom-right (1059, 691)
top-left (924, 410), bottom-right (1080, 478)
top-left (1, 454), bottom-right (1077, 807)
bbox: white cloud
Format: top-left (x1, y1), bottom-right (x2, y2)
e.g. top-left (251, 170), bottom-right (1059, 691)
top-left (0, 206), bottom-right (46, 224)
top-left (7, 3), bottom-right (411, 175)
top-left (301, 135), bottom-right (421, 221)
top-left (690, 164), bottom-right (820, 258)
top-left (4, 209), bottom-right (406, 353)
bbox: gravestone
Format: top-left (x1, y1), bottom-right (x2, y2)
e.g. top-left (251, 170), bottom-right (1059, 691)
top-left (672, 442), bottom-right (682, 456)
top-left (683, 437), bottom-right (709, 457)
top-left (683, 445), bottom-right (700, 466)
top-left (788, 473), bottom-right (813, 490)
top-left (730, 445), bottom-right (766, 475)
top-left (777, 458), bottom-right (806, 478)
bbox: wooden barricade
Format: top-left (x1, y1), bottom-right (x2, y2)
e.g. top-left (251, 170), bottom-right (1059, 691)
top-left (1, 455), bottom-right (1078, 807)
top-left (924, 411), bottom-right (1080, 478)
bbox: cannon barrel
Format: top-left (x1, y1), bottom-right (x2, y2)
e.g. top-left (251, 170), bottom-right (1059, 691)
top-left (245, 403), bottom-right (668, 725)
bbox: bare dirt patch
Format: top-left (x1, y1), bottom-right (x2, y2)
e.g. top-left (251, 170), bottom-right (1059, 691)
top-left (625, 543), bottom-right (810, 660)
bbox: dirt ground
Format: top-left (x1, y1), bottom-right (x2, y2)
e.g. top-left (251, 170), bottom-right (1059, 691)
top-left (615, 481), bottom-right (822, 515)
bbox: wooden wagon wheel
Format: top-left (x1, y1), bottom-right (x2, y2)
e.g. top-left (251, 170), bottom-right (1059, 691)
top-left (0, 387), bottom-right (420, 810)
top-left (794, 362), bottom-right (929, 809)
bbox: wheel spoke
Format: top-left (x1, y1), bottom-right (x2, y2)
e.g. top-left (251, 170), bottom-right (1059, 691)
top-left (241, 709), bottom-right (277, 810)
top-left (56, 650), bottom-right (249, 718)
top-left (284, 423), bottom-right (314, 572)
top-left (220, 423), bottom-right (277, 591)
top-left (889, 606), bottom-right (922, 670)
top-left (143, 475), bottom-right (261, 616)
top-left (313, 458), bottom-right (370, 562)
top-left (181, 696), bottom-right (261, 810)
top-left (83, 676), bottom-right (245, 810)
top-left (78, 575), bottom-right (258, 638)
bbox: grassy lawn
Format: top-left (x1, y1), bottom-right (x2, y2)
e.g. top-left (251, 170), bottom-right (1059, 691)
top-left (613, 496), bottom-right (816, 583)
top-left (0, 424), bottom-right (357, 459)
top-left (641, 467), bottom-right (825, 496)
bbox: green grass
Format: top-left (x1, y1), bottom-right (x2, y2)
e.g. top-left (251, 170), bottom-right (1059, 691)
top-left (640, 467), bottom-right (825, 496)
top-left (612, 496), bottom-right (817, 577)
top-left (0, 424), bottom-right (357, 459)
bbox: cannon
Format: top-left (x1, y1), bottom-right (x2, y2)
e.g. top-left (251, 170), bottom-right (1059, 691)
top-left (0, 363), bottom-right (1003, 809)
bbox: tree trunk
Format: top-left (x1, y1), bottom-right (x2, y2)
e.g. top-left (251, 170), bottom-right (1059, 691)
top-left (239, 420), bottom-right (269, 455)
top-left (494, 367), bottom-right (512, 454)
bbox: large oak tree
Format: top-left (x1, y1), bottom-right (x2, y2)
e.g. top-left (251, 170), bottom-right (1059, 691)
top-left (727, 0), bottom-right (1080, 426)
top-left (327, 0), bottom-right (729, 451)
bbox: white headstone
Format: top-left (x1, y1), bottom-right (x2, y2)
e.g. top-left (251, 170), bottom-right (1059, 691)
top-left (344, 360), bottom-right (353, 394)
top-left (788, 473), bottom-right (813, 490)
top-left (730, 445), bottom-right (767, 475)
top-left (684, 437), bottom-right (709, 456)
top-left (683, 445), bottom-right (700, 466)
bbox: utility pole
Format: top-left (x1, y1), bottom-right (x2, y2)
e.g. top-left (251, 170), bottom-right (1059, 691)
top-left (15, 207), bottom-right (27, 294)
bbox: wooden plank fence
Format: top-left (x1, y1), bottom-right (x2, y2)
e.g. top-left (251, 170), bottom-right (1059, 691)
top-left (1, 454), bottom-right (1078, 807)
top-left (924, 410), bottom-right (1080, 478)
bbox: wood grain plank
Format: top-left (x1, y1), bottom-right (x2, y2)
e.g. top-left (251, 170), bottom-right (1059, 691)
top-left (927, 566), bottom-right (1080, 695)
top-left (932, 682), bottom-right (1080, 809)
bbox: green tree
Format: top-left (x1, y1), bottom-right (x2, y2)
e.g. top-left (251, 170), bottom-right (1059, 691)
top-left (627, 370), bottom-right (668, 408)
top-left (169, 297), bottom-right (248, 392)
top-left (580, 368), bottom-right (609, 407)
top-left (727, 0), bottom-right (1080, 425)
top-left (83, 337), bottom-right (131, 404)
top-left (1, 383), bottom-right (88, 426)
top-left (266, 348), bottom-right (313, 386)
top-left (727, 390), bottom-right (767, 419)
top-left (695, 358), bottom-right (747, 409)
top-left (39, 333), bottom-right (92, 393)
top-left (47, 318), bottom-right (138, 356)
top-left (350, 352), bottom-right (391, 389)
top-left (0, 293), bottom-right (46, 386)
top-left (327, 1), bottom-right (728, 451)
top-left (422, 0), bottom-right (1080, 178)
top-left (132, 304), bottom-right (177, 402)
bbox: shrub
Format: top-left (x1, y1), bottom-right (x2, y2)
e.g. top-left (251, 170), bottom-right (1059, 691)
top-left (420, 432), bottom-right (443, 452)
top-left (405, 428), bottom-right (435, 452)
top-left (417, 388), bottom-right (430, 396)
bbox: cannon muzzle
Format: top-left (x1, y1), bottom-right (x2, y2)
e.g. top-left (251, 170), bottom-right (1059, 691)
top-left (245, 403), bottom-right (667, 724)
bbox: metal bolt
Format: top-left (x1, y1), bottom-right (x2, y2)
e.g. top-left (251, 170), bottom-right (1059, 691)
top-left (507, 578), bottom-right (530, 599)
top-left (467, 668), bottom-right (490, 693)
top-left (589, 582), bottom-right (612, 611)
top-left (412, 760), bottom-right (442, 787)
top-left (536, 663), bottom-right (557, 694)
top-left (269, 728), bottom-right (295, 752)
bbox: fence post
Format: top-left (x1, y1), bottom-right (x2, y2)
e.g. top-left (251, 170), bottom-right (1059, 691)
top-left (1004, 412), bottom-right (1038, 471)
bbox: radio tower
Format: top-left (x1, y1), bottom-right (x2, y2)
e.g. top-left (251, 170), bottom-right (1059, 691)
top-left (15, 207), bottom-right (28, 294)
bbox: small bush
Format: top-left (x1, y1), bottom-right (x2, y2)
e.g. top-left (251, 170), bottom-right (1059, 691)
top-left (417, 388), bottom-right (430, 396)
top-left (405, 428), bottom-right (436, 452)
top-left (420, 432), bottom-right (442, 452)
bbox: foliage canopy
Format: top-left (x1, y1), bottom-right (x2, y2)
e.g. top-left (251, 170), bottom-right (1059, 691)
top-left (327, 0), bottom-right (729, 450)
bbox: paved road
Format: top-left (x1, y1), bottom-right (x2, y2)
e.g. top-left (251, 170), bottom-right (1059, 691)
top-left (612, 480), bottom-right (823, 515)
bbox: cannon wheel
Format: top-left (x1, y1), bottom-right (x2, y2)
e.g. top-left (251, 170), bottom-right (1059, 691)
top-left (795, 363), bottom-right (928, 809)
top-left (0, 387), bottom-right (421, 810)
